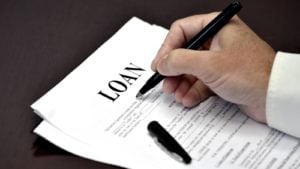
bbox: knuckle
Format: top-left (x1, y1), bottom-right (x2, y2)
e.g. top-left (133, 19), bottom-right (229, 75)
top-left (170, 17), bottom-right (187, 31)
top-left (170, 19), bottom-right (182, 29)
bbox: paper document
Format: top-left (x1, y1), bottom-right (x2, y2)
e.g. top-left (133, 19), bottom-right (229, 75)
top-left (31, 17), bottom-right (300, 169)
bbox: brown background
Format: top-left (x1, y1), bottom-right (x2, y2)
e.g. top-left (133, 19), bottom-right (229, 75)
top-left (1, 0), bottom-right (300, 168)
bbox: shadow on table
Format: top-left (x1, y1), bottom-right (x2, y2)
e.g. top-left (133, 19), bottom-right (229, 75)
top-left (32, 137), bottom-right (72, 156)
top-left (31, 114), bottom-right (71, 157)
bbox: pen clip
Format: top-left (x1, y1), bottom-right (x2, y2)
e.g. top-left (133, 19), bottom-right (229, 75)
top-left (147, 121), bottom-right (192, 164)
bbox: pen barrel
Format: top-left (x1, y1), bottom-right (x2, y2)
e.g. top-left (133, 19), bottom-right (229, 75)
top-left (139, 73), bottom-right (165, 95)
top-left (184, 1), bottom-right (242, 49)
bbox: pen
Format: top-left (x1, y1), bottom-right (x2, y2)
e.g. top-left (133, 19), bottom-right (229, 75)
top-left (147, 121), bottom-right (191, 164)
top-left (136, 1), bottom-right (242, 98)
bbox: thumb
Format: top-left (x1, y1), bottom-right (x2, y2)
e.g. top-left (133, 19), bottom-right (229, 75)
top-left (157, 48), bottom-right (222, 83)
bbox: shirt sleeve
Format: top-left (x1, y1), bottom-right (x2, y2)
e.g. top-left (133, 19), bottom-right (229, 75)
top-left (266, 51), bottom-right (300, 138)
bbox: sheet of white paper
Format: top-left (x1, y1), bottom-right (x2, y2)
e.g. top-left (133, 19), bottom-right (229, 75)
top-left (34, 120), bottom-right (160, 169)
top-left (33, 17), bottom-right (175, 169)
top-left (32, 17), bottom-right (300, 169)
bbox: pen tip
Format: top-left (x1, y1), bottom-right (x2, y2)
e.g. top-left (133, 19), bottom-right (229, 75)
top-left (136, 92), bottom-right (143, 99)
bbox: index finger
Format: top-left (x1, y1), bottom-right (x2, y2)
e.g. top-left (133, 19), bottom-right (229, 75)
top-left (151, 12), bottom-right (220, 71)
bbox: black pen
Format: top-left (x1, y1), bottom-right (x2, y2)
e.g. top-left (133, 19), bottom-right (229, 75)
top-left (136, 1), bottom-right (242, 98)
top-left (147, 121), bottom-right (192, 164)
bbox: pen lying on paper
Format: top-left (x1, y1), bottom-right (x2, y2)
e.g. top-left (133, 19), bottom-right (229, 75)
top-left (136, 1), bottom-right (242, 98)
top-left (147, 121), bottom-right (192, 164)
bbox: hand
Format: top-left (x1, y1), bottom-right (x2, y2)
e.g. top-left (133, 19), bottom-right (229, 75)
top-left (151, 12), bottom-right (275, 123)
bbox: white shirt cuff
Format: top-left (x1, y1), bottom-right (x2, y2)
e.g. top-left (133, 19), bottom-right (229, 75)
top-left (266, 51), bottom-right (300, 138)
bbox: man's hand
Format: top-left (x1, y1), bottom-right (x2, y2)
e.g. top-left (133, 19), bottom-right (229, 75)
top-left (151, 13), bottom-right (275, 123)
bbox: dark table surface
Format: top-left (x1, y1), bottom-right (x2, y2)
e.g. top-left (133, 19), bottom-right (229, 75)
top-left (1, 0), bottom-right (300, 168)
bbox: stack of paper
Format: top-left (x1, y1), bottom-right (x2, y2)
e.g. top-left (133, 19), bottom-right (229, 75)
top-left (31, 17), bottom-right (300, 169)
